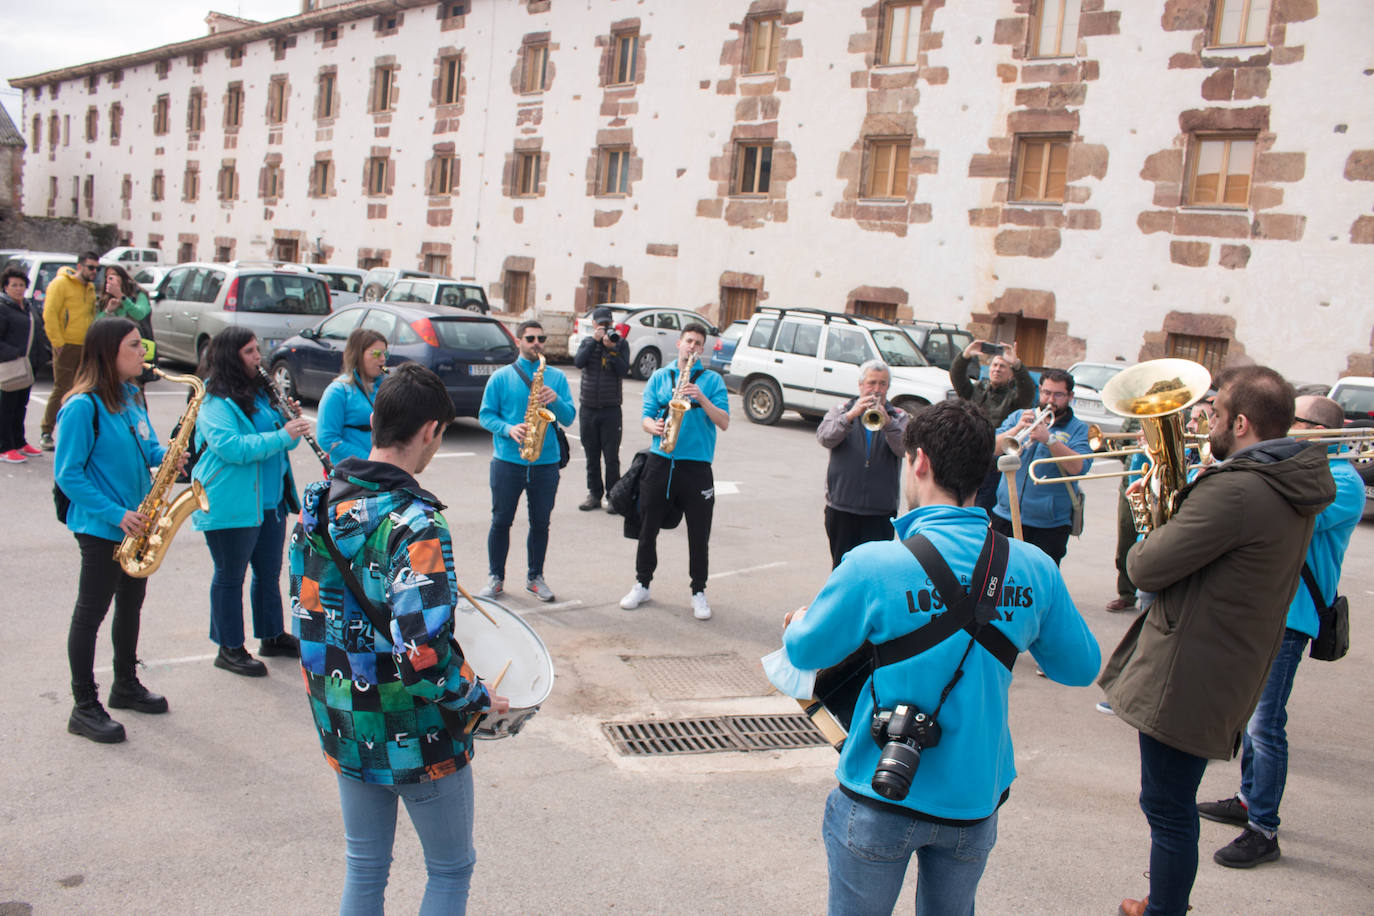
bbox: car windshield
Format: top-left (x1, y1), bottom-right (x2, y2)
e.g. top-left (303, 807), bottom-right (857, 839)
top-left (430, 319), bottom-right (515, 353)
top-left (436, 284), bottom-right (484, 307)
top-left (720, 322), bottom-right (747, 342)
top-left (237, 275), bottom-right (330, 315)
top-left (871, 329), bottom-right (929, 368)
top-left (321, 273), bottom-right (362, 294)
top-left (1334, 385), bottom-right (1374, 416)
top-left (1072, 364), bottom-right (1124, 392)
top-left (35, 261), bottom-right (74, 295)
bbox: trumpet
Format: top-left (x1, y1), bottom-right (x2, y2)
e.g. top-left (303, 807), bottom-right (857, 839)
top-left (1004, 406), bottom-right (1055, 455)
top-left (861, 403), bottom-right (888, 431)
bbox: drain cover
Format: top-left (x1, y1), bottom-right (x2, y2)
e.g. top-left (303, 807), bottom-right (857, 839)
top-left (603, 713), bottom-right (828, 757)
top-left (619, 653), bottom-right (767, 700)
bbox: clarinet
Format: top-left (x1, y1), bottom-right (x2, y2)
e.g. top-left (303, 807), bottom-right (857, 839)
top-left (257, 366), bottom-right (334, 474)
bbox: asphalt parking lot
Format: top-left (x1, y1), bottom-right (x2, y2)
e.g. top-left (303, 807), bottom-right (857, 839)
top-left (3, 369), bottom-right (1372, 915)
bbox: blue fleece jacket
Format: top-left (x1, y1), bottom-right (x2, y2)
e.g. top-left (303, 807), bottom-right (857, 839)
top-left (191, 391), bottom-right (300, 531)
top-left (993, 408), bottom-right (1092, 528)
top-left (642, 364), bottom-right (729, 463)
top-left (785, 504), bottom-right (1101, 821)
top-left (318, 374), bottom-right (375, 464)
top-left (1287, 459), bottom-right (1364, 638)
top-left (477, 357), bottom-right (575, 466)
top-left (54, 386), bottom-right (167, 542)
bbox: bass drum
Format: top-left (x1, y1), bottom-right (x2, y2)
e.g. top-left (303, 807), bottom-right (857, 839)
top-left (451, 595), bottom-right (554, 739)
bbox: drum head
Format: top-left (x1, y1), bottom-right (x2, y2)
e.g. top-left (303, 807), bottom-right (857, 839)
top-left (451, 596), bottom-right (554, 709)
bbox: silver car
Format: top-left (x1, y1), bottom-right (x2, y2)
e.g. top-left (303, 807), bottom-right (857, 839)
top-left (308, 265), bottom-right (367, 308)
top-left (568, 305), bottom-right (720, 380)
top-left (1068, 361), bottom-right (1129, 433)
top-left (149, 261), bottom-right (332, 365)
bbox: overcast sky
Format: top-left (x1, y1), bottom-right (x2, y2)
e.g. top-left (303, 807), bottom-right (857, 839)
top-left (1, 1), bottom-right (301, 128)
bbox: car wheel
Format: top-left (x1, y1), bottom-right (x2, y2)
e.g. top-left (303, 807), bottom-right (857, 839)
top-left (743, 378), bottom-right (784, 425)
top-left (634, 347), bottom-right (661, 380)
top-left (271, 361), bottom-right (298, 401)
top-left (892, 396), bottom-right (929, 417)
top-left (362, 286), bottom-right (380, 302)
top-left (460, 298), bottom-right (486, 314)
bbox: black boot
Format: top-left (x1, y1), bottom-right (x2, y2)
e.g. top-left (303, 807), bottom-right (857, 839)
top-left (109, 667), bottom-right (169, 714)
top-left (69, 683), bottom-right (127, 744)
top-left (215, 645), bottom-right (268, 677)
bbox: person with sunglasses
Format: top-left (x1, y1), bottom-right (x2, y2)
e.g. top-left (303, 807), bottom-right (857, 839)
top-left (318, 329), bottom-right (389, 464)
top-left (477, 320), bottom-right (575, 602)
top-left (39, 252), bottom-right (101, 450)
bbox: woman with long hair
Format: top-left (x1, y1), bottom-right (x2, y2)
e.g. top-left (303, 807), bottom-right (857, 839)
top-left (317, 328), bottom-right (388, 464)
top-left (192, 326), bottom-right (312, 677)
top-left (98, 264), bottom-right (151, 328)
top-left (54, 317), bottom-right (171, 743)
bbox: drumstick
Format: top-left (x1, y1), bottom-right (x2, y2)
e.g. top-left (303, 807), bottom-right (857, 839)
top-left (490, 659), bottom-right (512, 691)
top-left (454, 579), bottom-right (500, 626)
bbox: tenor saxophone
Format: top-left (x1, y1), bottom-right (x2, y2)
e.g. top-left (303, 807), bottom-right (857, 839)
top-left (115, 368), bottom-right (211, 578)
top-left (519, 354), bottom-right (556, 462)
top-left (660, 351), bottom-right (697, 454)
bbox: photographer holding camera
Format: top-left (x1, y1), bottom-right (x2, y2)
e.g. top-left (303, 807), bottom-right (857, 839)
top-left (949, 339), bottom-right (1034, 512)
top-left (783, 400), bottom-right (1100, 915)
top-left (573, 306), bottom-right (630, 512)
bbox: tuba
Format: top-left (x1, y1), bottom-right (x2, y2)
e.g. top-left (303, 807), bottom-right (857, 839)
top-left (519, 354), bottom-right (555, 462)
top-left (660, 351), bottom-right (698, 454)
top-left (115, 368), bottom-right (211, 577)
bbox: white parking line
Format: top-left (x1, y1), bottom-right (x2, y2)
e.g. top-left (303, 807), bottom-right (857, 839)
top-left (711, 560), bottom-right (788, 579)
top-left (432, 451), bottom-right (477, 458)
top-left (95, 652), bottom-right (219, 673)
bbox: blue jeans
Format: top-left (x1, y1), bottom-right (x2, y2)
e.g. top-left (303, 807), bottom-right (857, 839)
top-left (336, 767), bottom-right (475, 916)
top-left (1138, 733), bottom-right (1209, 916)
top-left (822, 787), bottom-right (997, 916)
top-left (487, 459), bottom-right (559, 581)
top-left (1238, 628), bottom-right (1308, 835)
top-left (203, 506), bottom-right (288, 648)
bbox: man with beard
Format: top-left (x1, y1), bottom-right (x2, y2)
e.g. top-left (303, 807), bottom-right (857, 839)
top-left (949, 340), bottom-right (1034, 511)
top-left (1101, 366), bottom-right (1336, 916)
top-left (989, 369), bottom-right (1091, 565)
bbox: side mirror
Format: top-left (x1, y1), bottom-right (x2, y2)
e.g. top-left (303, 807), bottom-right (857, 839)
top-left (301, 327), bottom-right (319, 340)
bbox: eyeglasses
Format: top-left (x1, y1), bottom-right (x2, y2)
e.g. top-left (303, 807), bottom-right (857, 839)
top-left (1043, 390), bottom-right (1072, 401)
top-left (1292, 416), bottom-right (1323, 428)
top-left (80, 263), bottom-right (98, 271)
top-left (367, 348), bottom-right (388, 359)
top-left (523, 335), bottom-right (547, 343)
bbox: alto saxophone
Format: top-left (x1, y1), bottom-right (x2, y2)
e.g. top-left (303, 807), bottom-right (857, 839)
top-left (115, 368), bottom-right (211, 578)
top-left (519, 354), bottom-right (555, 462)
top-left (660, 351), bottom-right (697, 454)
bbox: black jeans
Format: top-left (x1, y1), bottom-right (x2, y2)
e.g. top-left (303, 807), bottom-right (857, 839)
top-left (823, 506), bottom-right (894, 569)
top-left (1115, 486), bottom-right (1137, 598)
top-left (0, 384), bottom-right (31, 451)
top-left (989, 514), bottom-right (1071, 566)
top-left (636, 455), bottom-right (714, 593)
top-left (68, 533), bottom-right (148, 691)
top-left (579, 405), bottom-right (622, 499)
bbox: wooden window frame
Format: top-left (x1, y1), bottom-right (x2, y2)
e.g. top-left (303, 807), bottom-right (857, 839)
top-left (263, 163), bottom-right (283, 200)
top-left (522, 43), bottom-right (549, 94)
top-left (187, 89), bottom-right (204, 133)
top-left (880, 2), bottom-right (921, 66)
top-left (183, 166), bottom-right (200, 202)
top-left (84, 107), bottom-right (98, 142)
top-left (311, 160), bottom-right (334, 198)
top-left (598, 147), bottom-right (631, 196)
top-left (744, 15), bottom-right (782, 74)
top-left (515, 151), bottom-right (541, 197)
top-left (372, 65), bottom-right (397, 113)
top-left (439, 55), bottom-right (462, 105)
top-left (365, 156), bottom-right (390, 196)
top-left (505, 270), bottom-right (530, 311)
top-left (590, 277), bottom-right (618, 306)
top-left (854, 300), bottom-right (899, 322)
top-left (612, 32), bottom-right (639, 85)
top-left (1012, 134), bottom-right (1071, 203)
top-left (1185, 134), bottom-right (1257, 208)
top-left (430, 153), bottom-right (458, 196)
top-left (151, 171), bottom-right (165, 203)
top-left (318, 71), bottom-right (337, 120)
top-left (864, 138), bottom-right (912, 199)
top-left (1030, 0), bottom-right (1082, 59)
top-left (153, 95), bottom-right (170, 136)
top-left (108, 103), bottom-right (122, 143)
top-left (733, 142), bottom-right (773, 196)
top-left (225, 85), bottom-right (244, 129)
top-left (719, 286), bottom-right (759, 327)
top-left (267, 78), bottom-right (288, 125)
top-left (1166, 333), bottom-right (1229, 374)
top-left (1210, 0), bottom-right (1271, 48)
top-left (217, 164), bottom-right (238, 201)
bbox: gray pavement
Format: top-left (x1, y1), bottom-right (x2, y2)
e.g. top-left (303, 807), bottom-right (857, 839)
top-left (3, 371), bottom-right (1372, 915)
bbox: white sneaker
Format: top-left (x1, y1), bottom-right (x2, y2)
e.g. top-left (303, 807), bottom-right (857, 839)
top-left (478, 576), bottom-right (503, 598)
top-left (620, 583), bottom-right (650, 610)
top-left (692, 592), bottom-right (711, 620)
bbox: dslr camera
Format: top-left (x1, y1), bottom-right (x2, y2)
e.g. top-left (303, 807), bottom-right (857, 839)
top-left (597, 324), bottom-right (622, 344)
top-left (869, 703), bottom-right (942, 801)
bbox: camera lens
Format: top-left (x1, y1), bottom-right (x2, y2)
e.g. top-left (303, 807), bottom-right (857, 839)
top-left (871, 739), bottom-right (922, 801)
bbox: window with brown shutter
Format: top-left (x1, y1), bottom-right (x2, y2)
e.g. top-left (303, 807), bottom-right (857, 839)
top-left (745, 16), bottom-right (781, 73)
top-left (865, 139), bottom-right (911, 199)
top-left (1013, 135), bottom-right (1070, 202)
top-left (1186, 135), bottom-right (1256, 207)
top-left (880, 2), bottom-right (921, 65)
top-left (1030, 0), bottom-right (1082, 58)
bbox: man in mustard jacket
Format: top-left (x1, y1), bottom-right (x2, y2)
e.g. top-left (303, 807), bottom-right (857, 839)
top-left (40, 253), bottom-right (99, 449)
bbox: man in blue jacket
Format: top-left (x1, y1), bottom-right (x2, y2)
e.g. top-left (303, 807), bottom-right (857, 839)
top-left (991, 368), bottom-right (1092, 565)
top-left (783, 399), bottom-right (1101, 914)
top-left (1198, 395), bottom-right (1366, 869)
top-left (619, 322), bottom-right (730, 620)
top-left (477, 320), bottom-right (575, 602)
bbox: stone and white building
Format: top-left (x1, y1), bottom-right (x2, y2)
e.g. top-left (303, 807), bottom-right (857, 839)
top-left (10, 0), bottom-right (1374, 380)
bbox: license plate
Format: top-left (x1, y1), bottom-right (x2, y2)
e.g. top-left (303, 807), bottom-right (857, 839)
top-left (261, 338), bottom-right (282, 353)
top-left (469, 364), bottom-right (497, 376)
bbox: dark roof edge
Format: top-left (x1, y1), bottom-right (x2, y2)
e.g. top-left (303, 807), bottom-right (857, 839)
top-left (9, 0), bottom-right (434, 89)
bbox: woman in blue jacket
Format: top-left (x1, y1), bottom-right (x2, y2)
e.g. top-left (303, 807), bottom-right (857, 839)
top-left (317, 328), bottom-right (387, 464)
top-left (55, 317), bottom-right (171, 743)
top-left (192, 327), bottom-right (312, 677)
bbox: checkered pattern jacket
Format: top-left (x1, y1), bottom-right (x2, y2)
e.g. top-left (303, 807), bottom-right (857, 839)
top-left (290, 460), bottom-right (490, 785)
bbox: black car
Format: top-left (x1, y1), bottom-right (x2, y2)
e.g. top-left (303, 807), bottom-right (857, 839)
top-left (266, 303), bottom-right (517, 417)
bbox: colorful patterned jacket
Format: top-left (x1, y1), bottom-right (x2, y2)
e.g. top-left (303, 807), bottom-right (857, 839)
top-left (290, 458), bottom-right (490, 785)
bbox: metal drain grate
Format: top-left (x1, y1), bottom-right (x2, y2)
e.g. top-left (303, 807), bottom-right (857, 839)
top-left (602, 713), bottom-right (828, 757)
top-left (619, 653), bottom-right (768, 700)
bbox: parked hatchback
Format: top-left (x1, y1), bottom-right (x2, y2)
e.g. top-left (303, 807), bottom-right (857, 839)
top-left (568, 305), bottom-right (721, 379)
top-left (383, 277), bottom-right (490, 314)
top-left (708, 320), bottom-right (748, 373)
top-left (360, 267), bottom-right (443, 302)
top-left (150, 262), bottom-right (332, 365)
top-left (267, 303), bottom-right (516, 417)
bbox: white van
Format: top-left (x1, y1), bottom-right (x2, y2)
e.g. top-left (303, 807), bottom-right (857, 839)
top-left (100, 246), bottom-right (163, 267)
